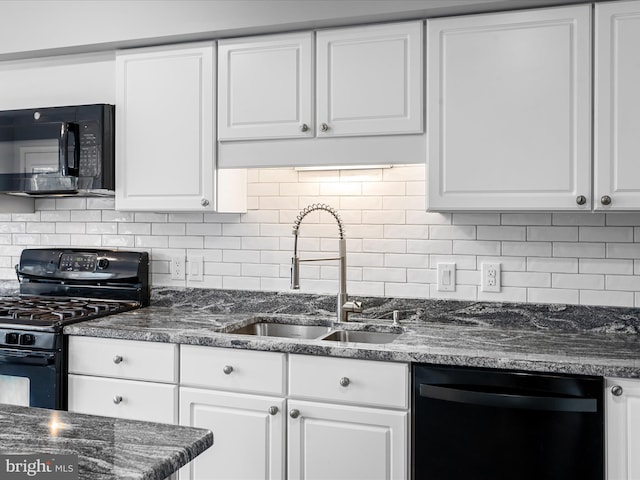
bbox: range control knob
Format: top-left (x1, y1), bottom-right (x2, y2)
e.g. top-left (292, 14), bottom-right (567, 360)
top-left (97, 258), bottom-right (109, 269)
top-left (5, 332), bottom-right (19, 344)
top-left (19, 334), bottom-right (35, 346)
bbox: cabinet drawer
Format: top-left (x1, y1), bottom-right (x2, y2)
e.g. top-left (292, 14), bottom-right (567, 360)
top-left (68, 336), bottom-right (178, 383)
top-left (289, 355), bottom-right (408, 409)
top-left (68, 374), bottom-right (177, 424)
top-left (181, 345), bottom-right (286, 395)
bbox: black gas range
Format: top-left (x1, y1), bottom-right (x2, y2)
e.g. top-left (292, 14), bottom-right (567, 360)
top-left (0, 248), bottom-right (149, 410)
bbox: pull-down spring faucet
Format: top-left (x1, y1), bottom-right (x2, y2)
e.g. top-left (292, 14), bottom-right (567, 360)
top-left (290, 204), bottom-right (363, 322)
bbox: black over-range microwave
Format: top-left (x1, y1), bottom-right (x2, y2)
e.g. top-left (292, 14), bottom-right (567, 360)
top-left (0, 104), bottom-right (114, 196)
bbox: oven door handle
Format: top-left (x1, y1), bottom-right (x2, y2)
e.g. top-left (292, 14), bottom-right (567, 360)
top-left (0, 350), bottom-right (56, 366)
top-left (419, 384), bottom-right (598, 413)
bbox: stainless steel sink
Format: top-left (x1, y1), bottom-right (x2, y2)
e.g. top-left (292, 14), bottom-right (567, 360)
top-left (319, 330), bottom-right (400, 344)
top-left (228, 322), bottom-right (332, 339)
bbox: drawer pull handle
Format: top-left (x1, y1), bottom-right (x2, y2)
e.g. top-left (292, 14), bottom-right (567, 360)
top-left (113, 396), bottom-right (123, 405)
top-left (268, 406), bottom-right (279, 416)
top-left (340, 377), bottom-right (350, 387)
top-left (113, 355), bottom-right (123, 364)
top-left (611, 385), bottom-right (624, 397)
top-left (289, 409), bottom-right (300, 419)
top-left (223, 365), bottom-right (234, 375)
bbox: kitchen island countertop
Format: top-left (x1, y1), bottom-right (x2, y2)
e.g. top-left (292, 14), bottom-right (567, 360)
top-left (0, 403), bottom-right (213, 480)
top-left (62, 288), bottom-right (640, 379)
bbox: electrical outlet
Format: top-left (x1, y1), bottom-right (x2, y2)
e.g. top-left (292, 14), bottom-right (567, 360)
top-left (437, 263), bottom-right (456, 292)
top-left (188, 255), bottom-right (204, 282)
top-left (170, 255), bottom-right (185, 280)
top-left (481, 263), bottom-right (501, 292)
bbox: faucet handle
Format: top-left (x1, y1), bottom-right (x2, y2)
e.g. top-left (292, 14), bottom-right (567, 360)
top-left (343, 300), bottom-right (363, 314)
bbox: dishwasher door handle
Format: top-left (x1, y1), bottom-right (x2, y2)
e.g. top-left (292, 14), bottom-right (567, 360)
top-left (419, 384), bottom-right (598, 413)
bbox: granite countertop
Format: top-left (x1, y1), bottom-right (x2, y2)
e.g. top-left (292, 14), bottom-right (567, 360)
top-left (0, 403), bottom-right (212, 480)
top-left (62, 288), bottom-right (640, 379)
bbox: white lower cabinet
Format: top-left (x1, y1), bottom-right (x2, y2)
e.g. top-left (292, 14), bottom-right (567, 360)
top-left (287, 399), bottom-right (407, 480)
top-left (179, 387), bottom-right (285, 480)
top-left (606, 377), bottom-right (640, 480)
top-left (67, 337), bottom-right (179, 424)
top-left (178, 346), bottom-right (409, 480)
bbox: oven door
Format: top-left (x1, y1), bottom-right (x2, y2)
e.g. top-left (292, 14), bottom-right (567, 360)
top-left (0, 349), bottom-right (62, 409)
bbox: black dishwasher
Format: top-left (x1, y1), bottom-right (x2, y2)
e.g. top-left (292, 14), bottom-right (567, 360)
top-left (412, 364), bottom-right (604, 480)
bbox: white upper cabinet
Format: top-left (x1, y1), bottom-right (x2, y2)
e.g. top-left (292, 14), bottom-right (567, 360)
top-left (427, 6), bottom-right (592, 211)
top-left (595, 0), bottom-right (640, 211)
top-left (218, 32), bottom-right (313, 140)
top-left (217, 20), bottom-right (423, 146)
top-left (316, 21), bottom-right (423, 137)
top-left (116, 42), bottom-right (219, 212)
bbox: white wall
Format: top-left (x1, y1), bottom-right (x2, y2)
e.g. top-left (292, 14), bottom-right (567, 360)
top-left (1, 164), bottom-right (640, 308)
top-left (0, 0), bottom-right (590, 59)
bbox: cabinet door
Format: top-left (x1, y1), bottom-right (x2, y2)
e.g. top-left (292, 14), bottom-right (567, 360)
top-left (316, 21), bottom-right (423, 137)
top-left (427, 6), bottom-right (591, 211)
top-left (606, 378), bottom-right (640, 480)
top-left (218, 32), bottom-right (313, 140)
top-left (115, 42), bottom-right (216, 211)
top-left (287, 399), bottom-right (408, 480)
top-left (595, 1), bottom-right (640, 211)
top-left (179, 387), bottom-right (285, 480)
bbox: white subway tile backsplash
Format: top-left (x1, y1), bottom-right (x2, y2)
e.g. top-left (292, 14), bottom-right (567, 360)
top-left (453, 240), bottom-right (500, 256)
top-left (477, 226), bottom-right (526, 241)
top-left (453, 213), bottom-right (500, 225)
top-left (478, 287), bottom-right (527, 303)
top-left (41, 211), bottom-right (70, 222)
top-left (362, 210), bottom-right (405, 225)
top-left (1, 165), bottom-right (639, 308)
top-left (362, 239), bottom-right (406, 254)
top-left (580, 290), bottom-right (634, 307)
top-left (528, 288), bottom-right (579, 305)
top-left (580, 258), bottom-right (633, 275)
top-left (527, 226), bottom-right (578, 242)
top-left (501, 213), bottom-right (551, 226)
top-left (580, 226), bottom-right (633, 243)
top-left (606, 275), bottom-right (640, 292)
top-left (430, 225), bottom-right (475, 240)
top-left (552, 242), bottom-right (605, 258)
top-left (527, 257), bottom-right (578, 273)
top-left (552, 273), bottom-right (605, 290)
top-left (502, 241), bottom-right (552, 257)
top-left (502, 272), bottom-right (551, 288)
top-left (552, 212), bottom-right (605, 226)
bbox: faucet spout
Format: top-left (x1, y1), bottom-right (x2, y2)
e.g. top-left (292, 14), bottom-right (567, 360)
top-left (290, 204), bottom-right (362, 322)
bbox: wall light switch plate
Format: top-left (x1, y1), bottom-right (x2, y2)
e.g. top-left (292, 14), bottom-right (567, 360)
top-left (437, 263), bottom-right (456, 292)
top-left (188, 255), bottom-right (204, 282)
top-left (481, 263), bottom-right (501, 292)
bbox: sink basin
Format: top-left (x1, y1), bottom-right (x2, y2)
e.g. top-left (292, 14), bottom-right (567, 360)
top-left (228, 322), bottom-right (332, 339)
top-left (320, 330), bottom-right (400, 344)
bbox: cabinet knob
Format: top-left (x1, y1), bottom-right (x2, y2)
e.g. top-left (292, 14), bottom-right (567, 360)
top-left (268, 406), bottom-right (279, 416)
top-left (289, 409), bottom-right (300, 419)
top-left (611, 385), bottom-right (624, 397)
top-left (113, 355), bottom-right (123, 364)
top-left (223, 365), bottom-right (233, 375)
top-left (113, 395), bottom-right (123, 405)
top-left (601, 195), bottom-right (612, 206)
top-left (201, 198), bottom-right (210, 207)
top-left (576, 195), bottom-right (587, 206)
top-left (320, 123), bottom-right (329, 133)
top-left (339, 377), bottom-right (350, 387)
top-left (300, 123), bottom-right (309, 132)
